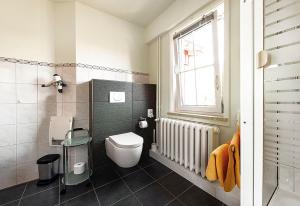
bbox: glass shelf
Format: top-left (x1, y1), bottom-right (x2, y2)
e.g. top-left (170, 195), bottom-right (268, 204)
top-left (62, 169), bottom-right (93, 186)
top-left (62, 136), bottom-right (92, 147)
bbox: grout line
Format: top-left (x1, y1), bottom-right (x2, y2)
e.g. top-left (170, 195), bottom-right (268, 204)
top-left (90, 180), bottom-right (102, 206)
top-left (59, 189), bottom-right (94, 205)
top-left (118, 172), bottom-right (143, 206)
top-left (109, 194), bottom-right (132, 206)
top-left (92, 177), bottom-right (120, 190)
top-left (0, 199), bottom-right (21, 206)
top-left (17, 183), bottom-right (27, 206)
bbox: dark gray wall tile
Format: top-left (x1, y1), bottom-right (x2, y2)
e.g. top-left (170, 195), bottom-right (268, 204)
top-left (133, 84), bottom-right (156, 102)
top-left (92, 80), bottom-right (132, 102)
top-left (90, 80), bottom-right (156, 167)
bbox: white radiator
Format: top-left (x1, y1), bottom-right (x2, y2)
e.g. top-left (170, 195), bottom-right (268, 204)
top-left (158, 118), bottom-right (219, 177)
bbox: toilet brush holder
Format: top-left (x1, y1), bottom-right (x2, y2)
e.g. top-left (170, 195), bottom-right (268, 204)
top-left (151, 143), bottom-right (157, 152)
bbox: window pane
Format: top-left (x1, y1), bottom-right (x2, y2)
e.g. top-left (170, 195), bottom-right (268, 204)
top-left (180, 70), bottom-right (196, 106)
top-left (193, 23), bottom-right (214, 68)
top-left (179, 33), bottom-right (194, 72)
top-left (195, 66), bottom-right (216, 106)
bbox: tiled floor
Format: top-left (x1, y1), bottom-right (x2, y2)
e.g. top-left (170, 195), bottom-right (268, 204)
top-left (0, 156), bottom-right (226, 206)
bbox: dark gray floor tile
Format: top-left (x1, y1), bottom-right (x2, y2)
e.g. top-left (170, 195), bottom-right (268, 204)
top-left (138, 156), bottom-right (156, 168)
top-left (178, 186), bottom-right (223, 206)
top-left (60, 180), bottom-right (93, 203)
top-left (60, 191), bottom-right (99, 206)
top-left (1, 200), bottom-right (19, 206)
top-left (19, 187), bottom-right (59, 206)
top-left (166, 199), bottom-right (184, 206)
top-left (143, 162), bottom-right (171, 179)
top-left (123, 170), bottom-right (154, 192)
top-left (0, 183), bottom-right (26, 205)
top-left (158, 172), bottom-right (192, 196)
top-left (112, 195), bottom-right (141, 206)
top-left (95, 179), bottom-right (131, 206)
top-left (91, 165), bottom-right (120, 188)
top-left (23, 178), bottom-right (59, 197)
top-left (114, 165), bottom-right (140, 177)
top-left (135, 183), bottom-right (173, 206)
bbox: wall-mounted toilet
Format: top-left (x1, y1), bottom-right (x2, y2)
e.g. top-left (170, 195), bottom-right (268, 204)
top-left (105, 132), bottom-right (143, 168)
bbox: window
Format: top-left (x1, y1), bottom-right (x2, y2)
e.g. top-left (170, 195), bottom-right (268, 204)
top-left (173, 3), bottom-right (225, 115)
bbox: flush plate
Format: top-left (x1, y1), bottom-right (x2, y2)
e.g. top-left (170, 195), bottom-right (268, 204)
top-left (109, 91), bottom-right (125, 103)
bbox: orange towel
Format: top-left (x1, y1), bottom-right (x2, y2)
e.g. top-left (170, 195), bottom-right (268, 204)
top-left (224, 130), bottom-right (240, 191)
top-left (205, 144), bottom-right (229, 187)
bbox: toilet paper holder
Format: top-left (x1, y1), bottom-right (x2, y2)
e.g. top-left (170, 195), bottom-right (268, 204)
top-left (139, 117), bottom-right (148, 129)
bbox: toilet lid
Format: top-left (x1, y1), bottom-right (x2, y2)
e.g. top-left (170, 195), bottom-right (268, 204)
top-left (109, 132), bottom-right (143, 148)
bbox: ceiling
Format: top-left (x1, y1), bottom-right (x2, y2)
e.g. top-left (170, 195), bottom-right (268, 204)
top-left (56, 0), bottom-right (175, 26)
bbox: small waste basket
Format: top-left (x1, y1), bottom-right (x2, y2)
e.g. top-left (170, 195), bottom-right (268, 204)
top-left (37, 154), bottom-right (60, 185)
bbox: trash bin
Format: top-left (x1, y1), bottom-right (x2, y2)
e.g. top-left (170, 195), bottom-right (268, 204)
top-left (37, 154), bottom-right (60, 186)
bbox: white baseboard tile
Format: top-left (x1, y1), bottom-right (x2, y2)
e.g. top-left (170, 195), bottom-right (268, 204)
top-left (149, 150), bottom-right (240, 206)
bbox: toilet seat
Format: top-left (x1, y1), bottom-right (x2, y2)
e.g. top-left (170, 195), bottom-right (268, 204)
top-left (109, 132), bottom-right (143, 148)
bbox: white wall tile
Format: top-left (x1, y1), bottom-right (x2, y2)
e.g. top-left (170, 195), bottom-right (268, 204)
top-left (0, 104), bottom-right (16, 125)
top-left (0, 145), bottom-right (16, 168)
top-left (62, 103), bottom-right (76, 117)
top-left (37, 142), bottom-right (58, 158)
top-left (17, 124), bottom-right (38, 144)
top-left (76, 67), bottom-right (90, 84)
top-left (76, 83), bottom-right (89, 103)
top-left (62, 67), bottom-right (76, 84)
top-left (295, 169), bottom-right (300, 193)
top-left (37, 66), bottom-right (56, 85)
top-left (16, 64), bottom-right (37, 84)
top-left (0, 125), bottom-right (16, 146)
top-left (56, 103), bottom-right (63, 116)
top-left (17, 104), bottom-right (37, 124)
top-left (279, 165), bottom-right (295, 192)
top-left (74, 119), bottom-right (89, 129)
top-left (17, 162), bottom-right (38, 184)
top-left (38, 103), bottom-right (57, 123)
top-left (0, 166), bottom-right (17, 189)
top-left (0, 83), bottom-right (16, 103)
top-left (76, 102), bottom-right (89, 120)
top-left (17, 142), bottom-right (38, 164)
top-left (38, 86), bottom-right (56, 103)
top-left (16, 84), bottom-right (37, 103)
top-left (62, 84), bottom-right (76, 102)
top-left (0, 62), bottom-right (15, 83)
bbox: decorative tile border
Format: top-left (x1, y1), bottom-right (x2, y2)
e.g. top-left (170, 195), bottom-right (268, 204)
top-left (0, 56), bottom-right (149, 76)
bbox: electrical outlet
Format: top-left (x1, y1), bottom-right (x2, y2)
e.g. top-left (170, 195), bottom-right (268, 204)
top-left (147, 109), bottom-right (154, 118)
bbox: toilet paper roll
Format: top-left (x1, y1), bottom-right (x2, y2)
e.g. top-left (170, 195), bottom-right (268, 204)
top-left (74, 162), bottom-right (85, 175)
top-left (139, 120), bottom-right (148, 128)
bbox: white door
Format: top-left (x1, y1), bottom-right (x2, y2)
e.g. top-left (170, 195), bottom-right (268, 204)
top-left (254, 0), bottom-right (300, 205)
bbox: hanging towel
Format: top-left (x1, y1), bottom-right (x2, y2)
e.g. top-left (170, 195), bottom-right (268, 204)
top-left (205, 143), bottom-right (229, 187)
top-left (224, 129), bottom-right (240, 192)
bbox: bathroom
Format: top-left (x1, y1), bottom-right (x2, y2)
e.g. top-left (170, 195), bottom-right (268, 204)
top-left (0, 0), bottom-right (299, 206)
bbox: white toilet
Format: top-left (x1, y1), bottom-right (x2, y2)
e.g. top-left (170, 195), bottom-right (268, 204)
top-left (105, 132), bottom-right (143, 168)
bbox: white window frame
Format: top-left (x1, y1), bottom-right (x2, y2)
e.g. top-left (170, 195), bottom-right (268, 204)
top-left (169, 0), bottom-right (230, 119)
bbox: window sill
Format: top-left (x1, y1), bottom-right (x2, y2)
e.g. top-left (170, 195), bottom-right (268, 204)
top-left (167, 111), bottom-right (229, 126)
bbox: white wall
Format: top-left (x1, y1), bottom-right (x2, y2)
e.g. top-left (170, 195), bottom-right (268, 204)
top-left (0, 0), bottom-right (55, 62)
top-left (0, 0), bottom-right (150, 190)
top-left (54, 1), bottom-right (76, 63)
top-left (145, 0), bottom-right (213, 42)
top-left (147, 0), bottom-right (240, 144)
top-left (75, 2), bottom-right (148, 73)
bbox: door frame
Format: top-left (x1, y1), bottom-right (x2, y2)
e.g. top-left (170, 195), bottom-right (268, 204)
top-left (240, 0), bottom-right (255, 205)
top-left (240, 0), bottom-right (265, 205)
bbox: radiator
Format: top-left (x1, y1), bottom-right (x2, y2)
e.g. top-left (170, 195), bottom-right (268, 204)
top-left (158, 118), bottom-right (219, 177)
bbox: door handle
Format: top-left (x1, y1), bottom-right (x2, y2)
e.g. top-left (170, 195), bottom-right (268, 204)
top-left (257, 50), bottom-right (270, 69)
